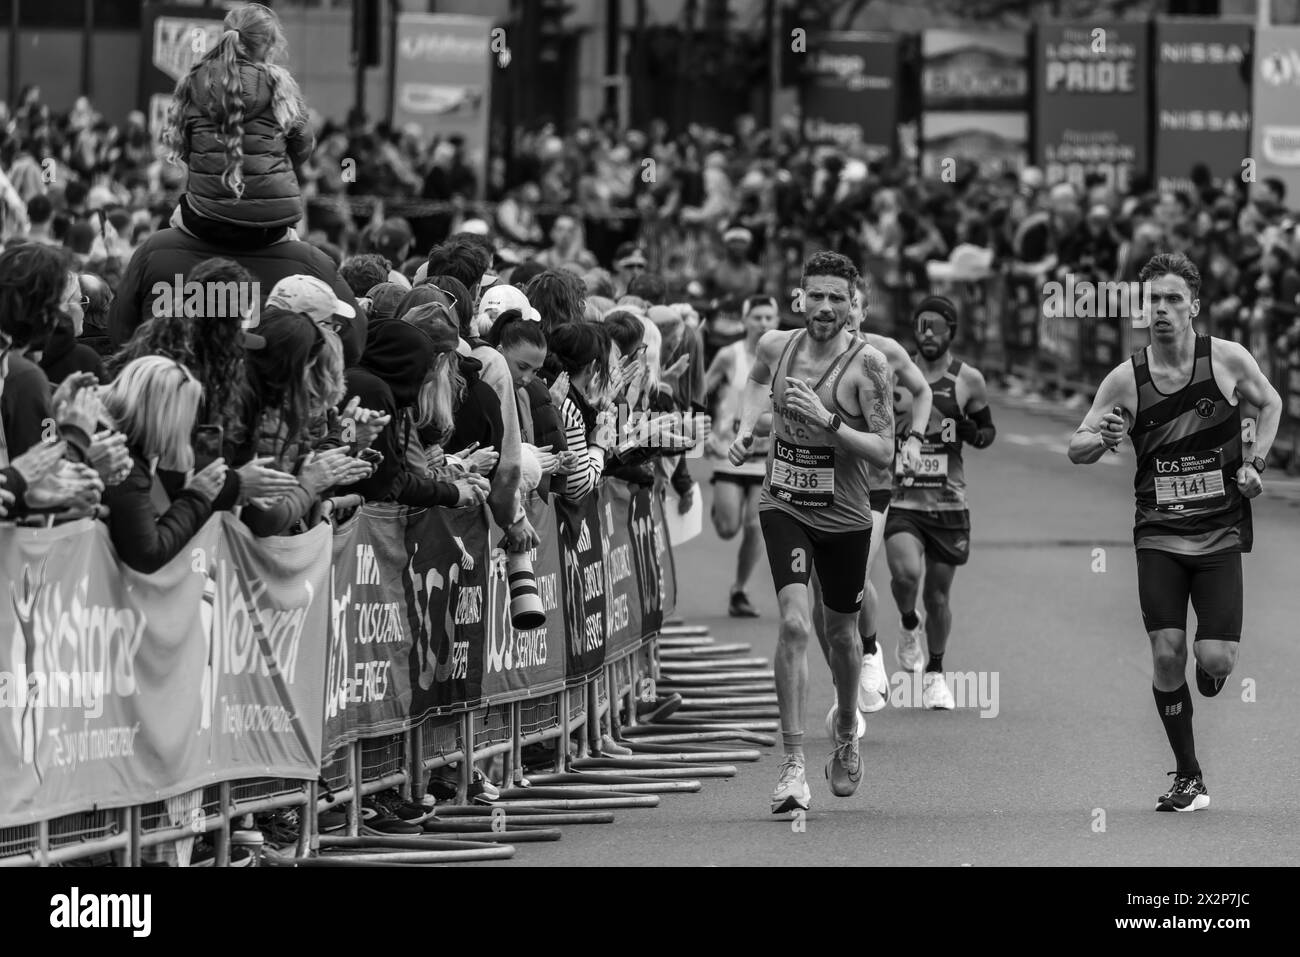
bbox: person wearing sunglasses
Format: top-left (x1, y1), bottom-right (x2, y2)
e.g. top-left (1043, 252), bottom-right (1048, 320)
top-left (37, 271), bottom-right (106, 386)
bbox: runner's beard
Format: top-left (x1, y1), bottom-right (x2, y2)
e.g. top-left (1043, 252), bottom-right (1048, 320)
top-left (807, 312), bottom-right (844, 342)
top-left (918, 336), bottom-right (949, 359)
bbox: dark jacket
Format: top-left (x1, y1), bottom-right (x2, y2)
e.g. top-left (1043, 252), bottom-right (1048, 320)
top-left (339, 319), bottom-right (459, 507)
top-left (0, 350), bottom-right (92, 460)
top-left (39, 321), bottom-right (106, 386)
top-left (107, 228), bottom-right (363, 365)
top-left (524, 377), bottom-right (567, 453)
top-left (426, 356), bottom-right (504, 474)
top-left (102, 450), bottom-right (214, 574)
top-left (179, 60), bottom-right (314, 229)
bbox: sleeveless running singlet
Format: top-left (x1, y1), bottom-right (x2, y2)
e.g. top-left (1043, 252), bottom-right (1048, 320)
top-left (759, 331), bottom-right (873, 531)
top-left (1130, 335), bottom-right (1252, 555)
top-left (713, 340), bottom-right (765, 477)
top-left (892, 356), bottom-right (967, 512)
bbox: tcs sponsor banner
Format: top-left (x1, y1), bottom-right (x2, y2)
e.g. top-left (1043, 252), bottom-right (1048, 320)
top-left (1154, 19), bottom-right (1252, 195)
top-left (1250, 26), bottom-right (1300, 202)
top-left (1035, 22), bottom-right (1150, 194)
top-left (139, 5), bottom-right (227, 150)
top-left (0, 516), bottom-right (329, 828)
top-left (800, 33), bottom-right (899, 160)
top-left (557, 494), bottom-right (608, 686)
top-left (391, 13), bottom-right (493, 200)
top-left (481, 494), bottom-right (566, 705)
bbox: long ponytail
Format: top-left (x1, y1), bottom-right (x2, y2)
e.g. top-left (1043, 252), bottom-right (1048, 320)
top-left (216, 31), bottom-right (247, 198)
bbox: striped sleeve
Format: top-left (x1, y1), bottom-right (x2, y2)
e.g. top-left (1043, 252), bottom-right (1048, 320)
top-left (558, 397), bottom-right (603, 502)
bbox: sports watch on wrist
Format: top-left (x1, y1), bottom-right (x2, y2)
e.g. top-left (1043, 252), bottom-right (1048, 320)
top-left (825, 413), bottom-right (842, 433)
top-left (907, 430), bottom-right (925, 443)
top-left (1249, 455), bottom-right (1266, 474)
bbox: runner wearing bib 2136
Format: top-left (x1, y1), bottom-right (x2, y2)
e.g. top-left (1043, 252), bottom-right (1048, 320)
top-left (727, 252), bottom-right (896, 815)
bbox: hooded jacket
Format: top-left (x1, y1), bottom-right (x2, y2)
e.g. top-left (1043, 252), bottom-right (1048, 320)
top-left (39, 320), bottom-right (106, 385)
top-left (178, 60), bottom-right (315, 229)
top-left (340, 318), bottom-right (459, 507)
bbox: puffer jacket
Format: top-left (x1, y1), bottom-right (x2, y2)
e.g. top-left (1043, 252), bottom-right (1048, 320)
top-left (179, 60), bottom-right (315, 228)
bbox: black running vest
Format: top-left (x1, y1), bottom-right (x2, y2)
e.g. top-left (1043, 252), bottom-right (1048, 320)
top-left (1130, 335), bottom-right (1252, 555)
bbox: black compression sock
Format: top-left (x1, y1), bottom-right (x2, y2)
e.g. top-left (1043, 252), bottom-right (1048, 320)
top-left (1153, 683), bottom-right (1201, 777)
top-left (925, 652), bottom-right (944, 674)
top-left (861, 633), bottom-right (878, 656)
top-left (901, 611), bottom-right (919, 630)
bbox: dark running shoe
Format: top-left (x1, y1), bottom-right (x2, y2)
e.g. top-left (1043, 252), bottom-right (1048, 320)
top-left (360, 797), bottom-right (423, 834)
top-left (1195, 663), bottom-right (1226, 698)
top-left (729, 590), bottom-right (759, 618)
top-left (317, 806), bottom-right (348, 833)
top-left (1157, 772), bottom-right (1210, 812)
top-left (372, 788), bottom-right (436, 824)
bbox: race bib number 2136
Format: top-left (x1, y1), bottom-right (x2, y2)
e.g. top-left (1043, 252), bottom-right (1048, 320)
top-left (770, 438), bottom-right (834, 507)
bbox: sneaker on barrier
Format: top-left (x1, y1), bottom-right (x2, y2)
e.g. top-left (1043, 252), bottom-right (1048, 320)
top-left (317, 806), bottom-right (348, 833)
top-left (770, 755), bottom-right (811, 814)
top-left (858, 647), bottom-right (889, 713)
top-left (426, 766), bottom-right (460, 802)
top-left (470, 769), bottom-right (501, 805)
top-left (823, 702), bottom-right (865, 741)
top-left (373, 788), bottom-right (436, 825)
top-left (361, 797), bottom-right (423, 834)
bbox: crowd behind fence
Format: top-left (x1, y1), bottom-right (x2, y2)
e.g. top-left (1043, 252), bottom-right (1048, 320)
top-left (0, 475), bottom-right (676, 866)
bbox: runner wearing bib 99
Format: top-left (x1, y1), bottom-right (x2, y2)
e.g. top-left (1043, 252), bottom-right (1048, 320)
top-left (810, 284), bottom-right (932, 731)
top-left (704, 295), bottom-right (780, 619)
top-left (1068, 253), bottom-right (1281, 813)
top-left (886, 296), bottom-right (995, 711)
top-left (727, 252), bottom-right (896, 813)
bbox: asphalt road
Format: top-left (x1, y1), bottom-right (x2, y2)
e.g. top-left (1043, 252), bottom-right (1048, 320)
top-left (499, 396), bottom-right (1300, 866)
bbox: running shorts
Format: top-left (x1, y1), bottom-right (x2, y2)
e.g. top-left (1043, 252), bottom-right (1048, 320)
top-left (869, 488), bottom-right (893, 513)
top-left (1136, 548), bottom-right (1243, 642)
top-left (884, 508), bottom-right (971, 567)
top-left (759, 508), bottom-right (871, 613)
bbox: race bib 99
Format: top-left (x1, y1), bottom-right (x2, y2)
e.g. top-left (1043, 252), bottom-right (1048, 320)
top-left (770, 437), bottom-right (834, 507)
top-left (897, 442), bottom-right (949, 489)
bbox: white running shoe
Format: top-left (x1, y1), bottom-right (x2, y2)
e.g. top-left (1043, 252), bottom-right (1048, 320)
top-left (858, 648), bottom-right (889, 713)
top-left (824, 702), bottom-right (866, 741)
top-left (897, 611), bottom-right (926, 674)
top-left (770, 755), bottom-right (811, 814)
top-left (922, 671), bottom-right (955, 710)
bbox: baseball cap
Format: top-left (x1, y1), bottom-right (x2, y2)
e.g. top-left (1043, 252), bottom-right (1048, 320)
top-left (477, 283), bottom-right (540, 323)
top-left (265, 274), bottom-right (356, 326)
top-left (365, 282), bottom-right (409, 323)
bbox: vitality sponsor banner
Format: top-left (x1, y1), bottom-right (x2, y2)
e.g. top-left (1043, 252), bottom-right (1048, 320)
top-left (1250, 25), bottom-right (1300, 202)
top-left (391, 13), bottom-right (493, 200)
top-left (1035, 21), bottom-right (1150, 194)
top-left (1154, 19), bottom-right (1252, 195)
top-left (138, 5), bottom-right (227, 151)
top-left (481, 494), bottom-right (567, 704)
top-left (0, 515), bottom-right (329, 828)
top-left (556, 494), bottom-right (608, 686)
top-left (800, 33), bottom-right (899, 160)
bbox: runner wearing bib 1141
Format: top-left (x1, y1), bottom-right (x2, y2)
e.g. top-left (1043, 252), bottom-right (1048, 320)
top-left (727, 252), bottom-right (896, 815)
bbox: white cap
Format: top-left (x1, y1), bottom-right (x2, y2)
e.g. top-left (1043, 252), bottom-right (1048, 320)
top-left (476, 283), bottom-right (540, 324)
top-left (265, 274), bottom-right (356, 324)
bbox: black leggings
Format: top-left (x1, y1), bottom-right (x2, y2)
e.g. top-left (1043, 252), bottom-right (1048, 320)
top-left (1136, 549), bottom-right (1243, 642)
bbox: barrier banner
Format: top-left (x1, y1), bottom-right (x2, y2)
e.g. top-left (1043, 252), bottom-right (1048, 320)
top-left (1249, 25), bottom-right (1300, 204)
top-left (799, 32), bottom-right (899, 160)
top-left (0, 516), bottom-right (329, 828)
top-left (1035, 21), bottom-right (1150, 193)
top-left (556, 494), bottom-right (608, 686)
top-left (632, 485), bottom-right (676, 640)
top-left (324, 506), bottom-right (415, 752)
top-left (599, 480), bottom-right (643, 661)
top-left (481, 494), bottom-right (567, 704)
top-left (1153, 19), bottom-right (1252, 195)
top-left (402, 505), bottom-right (490, 719)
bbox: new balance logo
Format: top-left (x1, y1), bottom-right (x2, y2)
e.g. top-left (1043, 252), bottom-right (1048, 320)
top-left (1164, 703), bottom-right (1183, 716)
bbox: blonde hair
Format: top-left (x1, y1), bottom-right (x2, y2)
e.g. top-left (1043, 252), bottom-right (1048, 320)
top-left (414, 351), bottom-right (464, 442)
top-left (103, 357), bottom-right (203, 472)
top-left (163, 2), bottom-right (305, 198)
top-left (306, 328), bottom-right (347, 414)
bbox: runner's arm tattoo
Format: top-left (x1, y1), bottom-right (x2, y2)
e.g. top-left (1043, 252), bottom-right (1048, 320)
top-left (862, 350), bottom-right (894, 438)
